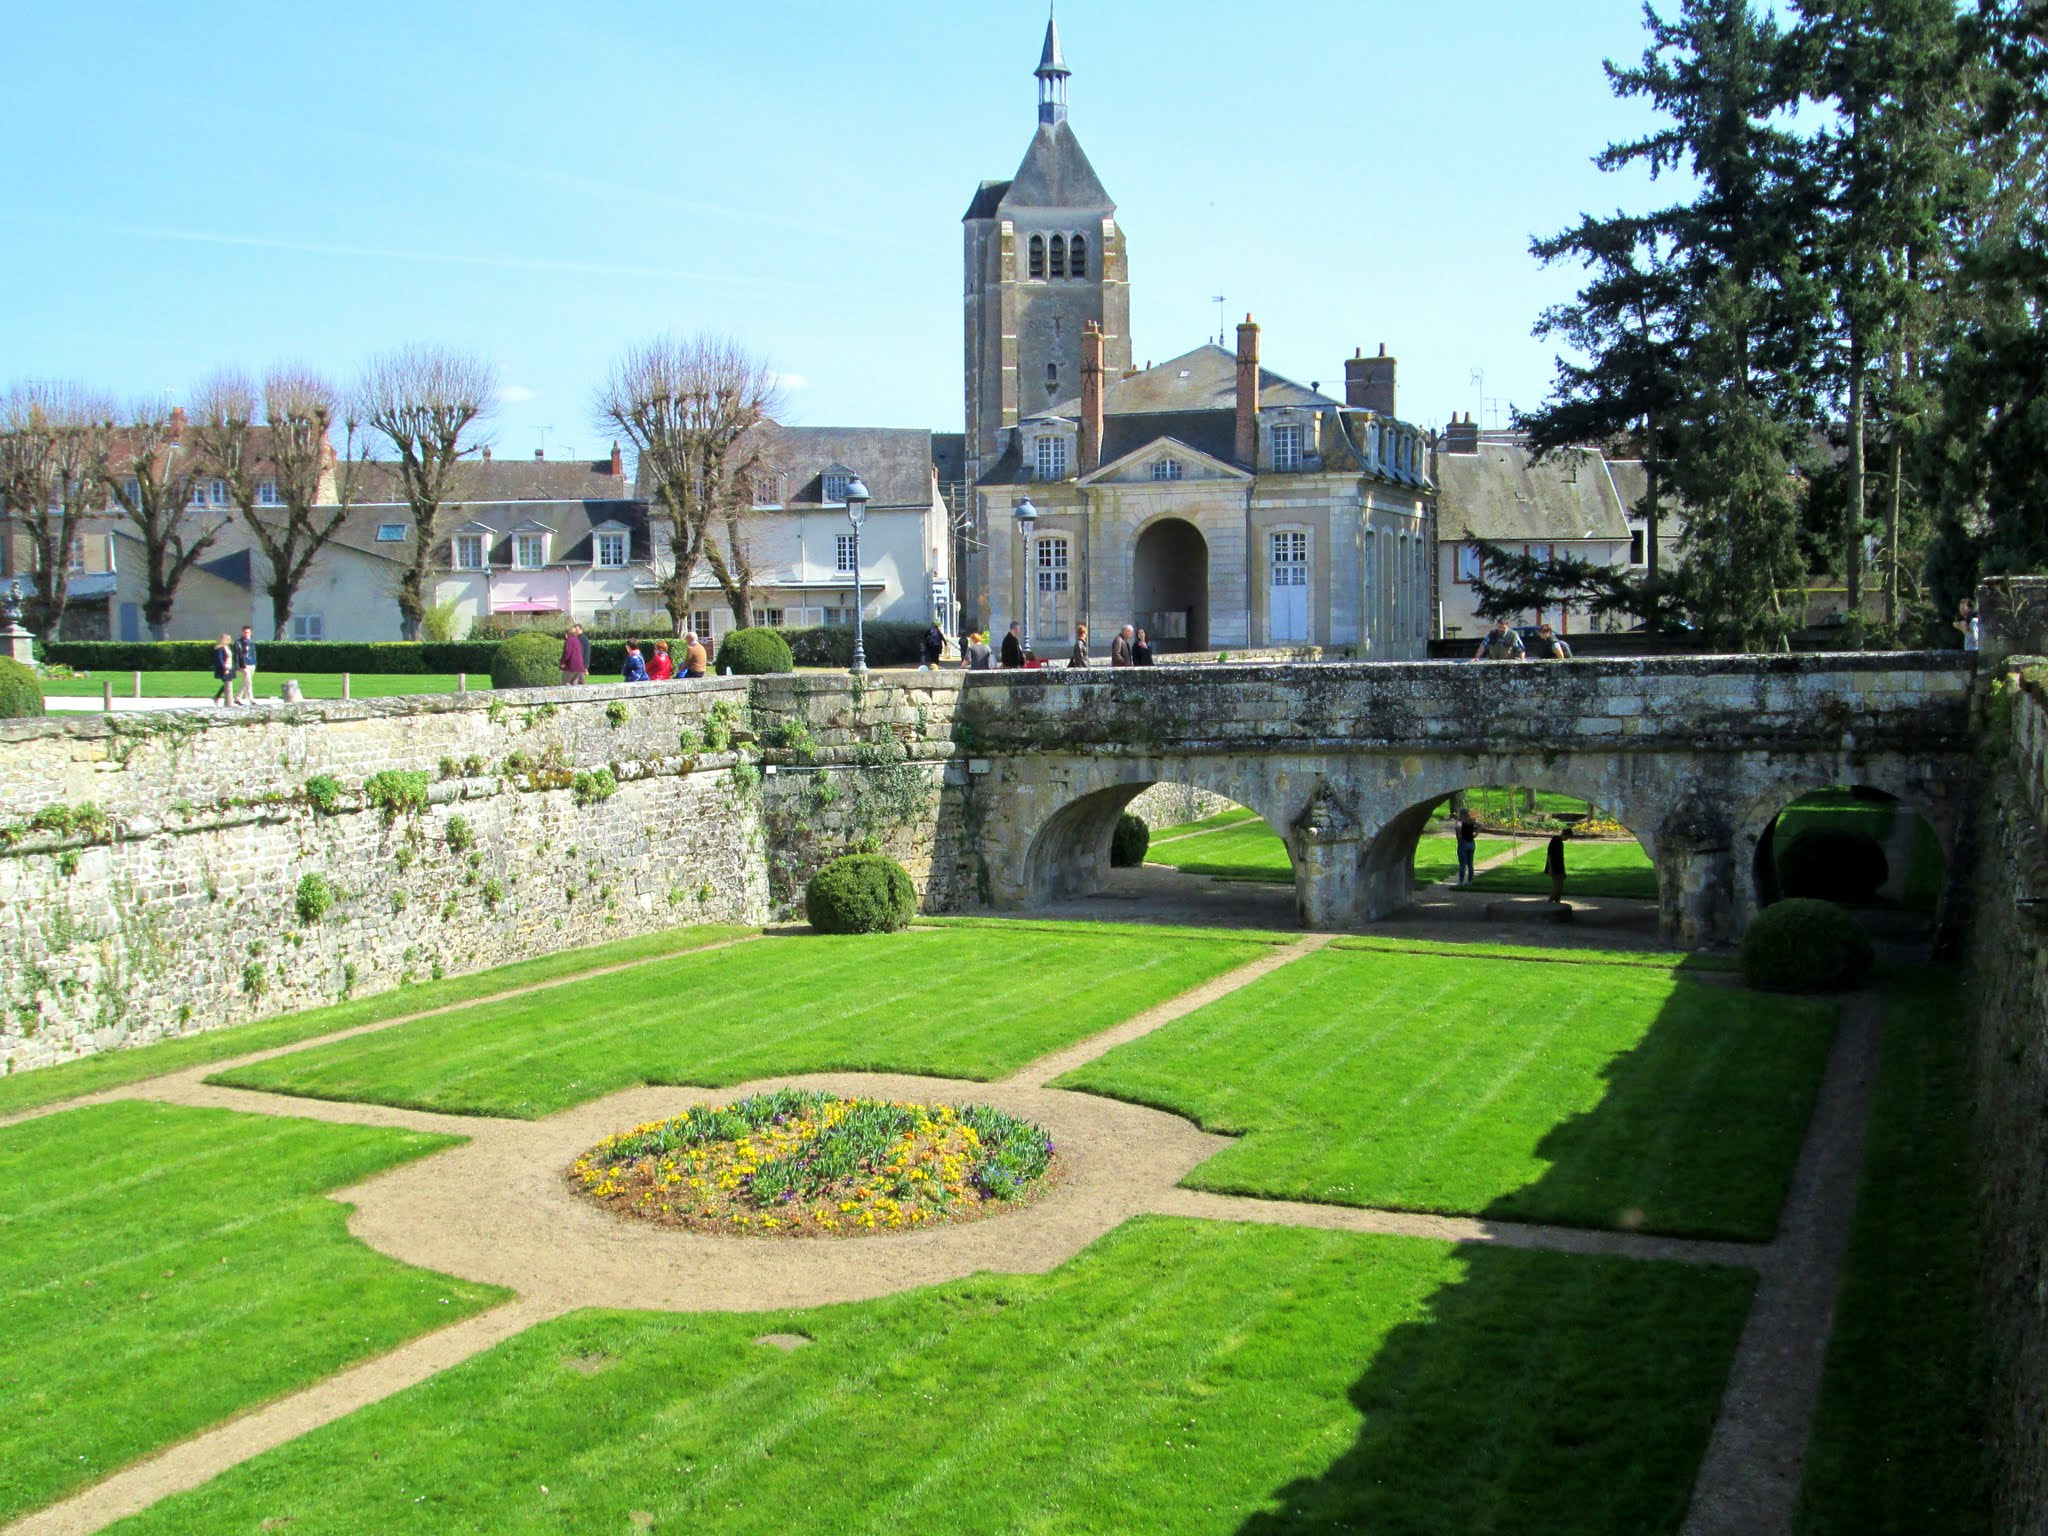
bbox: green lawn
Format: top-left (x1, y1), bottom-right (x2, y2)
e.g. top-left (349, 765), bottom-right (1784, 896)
top-left (40, 671), bottom-right (482, 699)
top-left (1058, 947), bottom-right (1836, 1240)
top-left (1146, 822), bottom-right (1509, 887)
top-left (108, 1218), bottom-right (1753, 1536)
top-left (215, 927), bottom-right (1268, 1118)
top-left (1428, 787), bottom-right (1594, 823)
top-left (1150, 806), bottom-right (1264, 840)
top-left (1468, 838), bottom-right (1659, 900)
top-left (0, 924), bottom-right (754, 1117)
top-left (0, 1102), bottom-right (505, 1526)
top-left (1796, 969), bottom-right (1989, 1534)
top-left (1329, 935), bottom-right (1737, 971)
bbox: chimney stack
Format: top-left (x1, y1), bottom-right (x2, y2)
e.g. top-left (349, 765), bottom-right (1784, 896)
top-left (534, 448), bottom-right (545, 461)
top-left (1344, 343), bottom-right (1398, 417)
top-left (1442, 411), bottom-right (1481, 455)
top-left (482, 445), bottom-right (492, 463)
top-left (1080, 322), bottom-right (1105, 474)
top-left (1235, 314), bottom-right (1261, 467)
top-left (609, 441), bottom-right (625, 478)
top-left (167, 405), bottom-right (187, 440)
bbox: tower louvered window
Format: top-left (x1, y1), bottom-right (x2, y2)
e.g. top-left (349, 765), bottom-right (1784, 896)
top-left (1070, 235), bottom-right (1087, 277)
top-left (1029, 234), bottom-right (1045, 278)
top-left (1049, 234), bottom-right (1066, 278)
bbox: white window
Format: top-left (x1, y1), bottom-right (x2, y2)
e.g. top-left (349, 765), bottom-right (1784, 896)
top-left (209, 478), bottom-right (229, 507)
top-left (1035, 535), bottom-right (1069, 594)
top-left (256, 479), bottom-right (280, 506)
top-left (513, 532), bottom-right (546, 569)
top-left (688, 611), bottom-right (713, 640)
top-left (1526, 542), bottom-right (1552, 565)
top-left (290, 614), bottom-right (324, 641)
top-left (67, 537), bottom-right (87, 572)
top-left (1271, 531), bottom-right (1308, 585)
top-left (121, 476), bottom-right (141, 505)
top-left (1456, 545), bottom-right (1484, 584)
top-left (1034, 434), bottom-right (1069, 481)
top-left (1271, 424), bottom-right (1304, 471)
top-left (822, 606), bottom-right (850, 627)
top-left (1150, 458), bottom-right (1183, 481)
top-left (753, 606), bottom-right (784, 628)
top-left (594, 531), bottom-right (628, 569)
top-left (1270, 531), bottom-right (1309, 642)
top-left (753, 476), bottom-right (780, 506)
top-left (1629, 526), bottom-right (1647, 566)
top-left (453, 534), bottom-right (485, 571)
top-left (822, 473), bottom-right (851, 504)
top-left (376, 522), bottom-right (409, 543)
top-left (835, 534), bottom-right (858, 573)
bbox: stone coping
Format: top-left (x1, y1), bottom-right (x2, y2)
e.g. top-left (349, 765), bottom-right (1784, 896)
top-left (961, 650), bottom-right (1975, 688)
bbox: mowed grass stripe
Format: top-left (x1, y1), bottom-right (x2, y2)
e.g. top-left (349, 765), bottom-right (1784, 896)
top-left (1059, 947), bottom-right (1835, 1240)
top-left (0, 923), bottom-right (756, 1118)
top-left (108, 1218), bottom-right (1753, 1536)
top-left (1469, 839), bottom-right (1659, 900)
top-left (216, 927), bottom-right (1269, 1118)
top-left (0, 1101), bottom-right (505, 1527)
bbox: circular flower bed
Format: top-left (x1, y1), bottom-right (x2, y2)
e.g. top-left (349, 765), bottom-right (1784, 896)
top-left (570, 1088), bottom-right (1057, 1237)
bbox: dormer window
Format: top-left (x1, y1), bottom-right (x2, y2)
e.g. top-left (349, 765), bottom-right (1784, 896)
top-left (513, 531), bottom-right (547, 569)
top-left (1034, 434), bottom-right (1069, 481)
top-left (1150, 458), bottom-right (1183, 481)
top-left (1070, 234), bottom-right (1088, 278)
top-left (453, 533), bottom-right (485, 571)
top-left (1271, 424), bottom-right (1305, 471)
top-left (1049, 234), bottom-right (1066, 278)
top-left (752, 475), bottom-right (780, 506)
top-left (375, 522), bottom-right (408, 542)
top-left (256, 479), bottom-right (280, 506)
top-left (822, 472), bottom-right (852, 503)
top-left (1029, 234), bottom-right (1045, 279)
top-left (594, 531), bottom-right (628, 569)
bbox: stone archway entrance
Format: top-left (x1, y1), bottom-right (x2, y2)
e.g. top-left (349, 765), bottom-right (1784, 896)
top-left (1132, 518), bottom-right (1208, 653)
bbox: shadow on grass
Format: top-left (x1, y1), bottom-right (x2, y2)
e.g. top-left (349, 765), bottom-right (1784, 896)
top-left (1233, 970), bottom-right (1833, 1531)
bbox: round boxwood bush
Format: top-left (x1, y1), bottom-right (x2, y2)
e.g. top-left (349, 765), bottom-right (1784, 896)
top-left (490, 630), bottom-right (563, 690)
top-left (804, 853), bottom-right (917, 934)
top-left (1110, 810), bottom-right (1149, 867)
top-left (0, 658), bottom-right (43, 719)
top-left (717, 626), bottom-right (794, 676)
top-left (1778, 829), bottom-right (1889, 902)
top-left (1741, 898), bottom-right (1875, 993)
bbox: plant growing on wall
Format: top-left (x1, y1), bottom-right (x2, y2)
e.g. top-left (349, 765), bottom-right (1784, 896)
top-left (572, 768), bottom-right (618, 807)
top-left (303, 775), bottom-right (343, 815)
top-left (294, 873), bottom-right (335, 924)
top-left (445, 815), bottom-right (475, 853)
top-left (363, 769), bottom-right (430, 822)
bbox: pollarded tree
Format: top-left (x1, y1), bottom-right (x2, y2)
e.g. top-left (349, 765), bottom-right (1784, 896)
top-left (100, 405), bottom-right (221, 640)
top-left (594, 334), bottom-right (781, 634)
top-left (358, 347), bottom-right (496, 640)
top-left (0, 382), bottom-right (116, 642)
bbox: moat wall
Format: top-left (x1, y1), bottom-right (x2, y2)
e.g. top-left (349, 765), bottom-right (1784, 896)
top-left (0, 674), bottom-right (966, 1075)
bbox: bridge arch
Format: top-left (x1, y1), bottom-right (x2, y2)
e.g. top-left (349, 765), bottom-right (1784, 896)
top-left (1739, 776), bottom-right (1956, 928)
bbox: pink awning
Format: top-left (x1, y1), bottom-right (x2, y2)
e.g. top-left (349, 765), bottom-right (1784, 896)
top-left (492, 600), bottom-right (562, 613)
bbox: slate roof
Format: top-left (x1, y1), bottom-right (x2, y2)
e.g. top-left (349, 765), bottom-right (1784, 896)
top-left (1101, 410), bottom-right (1238, 467)
top-left (1037, 14), bottom-right (1067, 74)
top-left (999, 120), bottom-right (1113, 212)
top-left (759, 425), bottom-right (936, 508)
top-left (1435, 441), bottom-right (1632, 544)
top-left (345, 455), bottom-right (627, 506)
top-left (964, 179), bottom-right (1012, 220)
top-left (931, 432), bottom-right (968, 487)
top-left (1049, 345), bottom-right (1335, 418)
top-left (447, 500), bottom-right (651, 566)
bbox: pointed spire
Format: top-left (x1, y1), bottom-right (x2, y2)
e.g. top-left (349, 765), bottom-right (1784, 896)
top-left (1035, 8), bottom-right (1070, 125)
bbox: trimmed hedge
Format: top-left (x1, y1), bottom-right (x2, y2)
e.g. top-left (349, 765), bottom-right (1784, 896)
top-left (804, 853), bottom-right (918, 934)
top-left (1111, 811), bottom-right (1149, 867)
top-left (718, 627), bottom-right (794, 676)
top-left (491, 631), bottom-right (564, 690)
top-left (42, 640), bottom-right (499, 674)
top-left (780, 621), bottom-right (929, 669)
top-left (1779, 829), bottom-right (1890, 903)
top-left (1741, 898), bottom-right (1875, 993)
top-left (0, 657), bottom-right (43, 719)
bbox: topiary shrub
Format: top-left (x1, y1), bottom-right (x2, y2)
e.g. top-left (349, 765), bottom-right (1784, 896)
top-left (0, 658), bottom-right (43, 719)
top-left (1110, 811), bottom-right (1149, 867)
top-left (1740, 898), bottom-right (1875, 993)
top-left (804, 853), bottom-right (917, 934)
top-left (1778, 829), bottom-right (1889, 903)
top-left (490, 630), bottom-right (563, 690)
top-left (717, 627), bottom-right (793, 676)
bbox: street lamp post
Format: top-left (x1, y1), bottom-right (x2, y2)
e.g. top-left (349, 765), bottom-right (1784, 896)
top-left (844, 476), bottom-right (871, 675)
top-left (1013, 496), bottom-right (1037, 661)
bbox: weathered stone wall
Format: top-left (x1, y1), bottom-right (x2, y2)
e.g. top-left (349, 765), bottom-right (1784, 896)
top-left (1126, 782), bottom-right (1239, 828)
top-left (1967, 661), bottom-right (2048, 1536)
top-left (0, 675), bottom-right (967, 1076)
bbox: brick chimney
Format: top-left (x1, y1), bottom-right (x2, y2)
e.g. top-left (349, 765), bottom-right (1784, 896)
top-left (1080, 322), bottom-right (1105, 473)
top-left (167, 406), bottom-right (187, 440)
top-left (1442, 412), bottom-right (1481, 455)
top-left (1235, 315), bottom-right (1261, 467)
top-left (534, 448), bottom-right (545, 461)
top-left (609, 441), bottom-right (625, 478)
top-left (1345, 344), bottom-right (1398, 416)
top-left (482, 445), bottom-right (492, 463)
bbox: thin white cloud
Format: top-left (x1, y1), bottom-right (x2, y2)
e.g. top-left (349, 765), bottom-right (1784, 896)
top-left (501, 384), bottom-right (541, 403)
top-left (773, 372), bottom-right (809, 392)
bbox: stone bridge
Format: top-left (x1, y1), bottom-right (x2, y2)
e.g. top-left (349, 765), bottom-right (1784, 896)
top-left (947, 653), bottom-right (1978, 945)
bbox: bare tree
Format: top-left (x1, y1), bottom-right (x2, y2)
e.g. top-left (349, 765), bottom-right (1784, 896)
top-left (594, 334), bottom-right (779, 634)
top-left (0, 382), bottom-right (115, 641)
top-left (358, 346), bottom-right (495, 639)
top-left (100, 404), bottom-right (219, 640)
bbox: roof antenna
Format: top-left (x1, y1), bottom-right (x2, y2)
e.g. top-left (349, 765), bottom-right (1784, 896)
top-left (1213, 296), bottom-right (1226, 345)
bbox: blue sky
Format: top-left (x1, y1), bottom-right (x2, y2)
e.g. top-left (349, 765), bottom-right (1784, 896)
top-left (1, 1), bottom-right (1672, 455)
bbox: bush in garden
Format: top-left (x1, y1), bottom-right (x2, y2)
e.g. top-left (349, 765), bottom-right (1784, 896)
top-left (717, 627), bottom-right (794, 676)
top-left (1740, 898), bottom-right (1874, 993)
top-left (490, 631), bottom-right (562, 690)
top-left (0, 658), bottom-right (44, 719)
top-left (1110, 811), bottom-right (1149, 867)
top-left (804, 853), bottom-right (917, 934)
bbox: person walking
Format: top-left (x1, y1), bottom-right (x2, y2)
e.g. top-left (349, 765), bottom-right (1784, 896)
top-left (1475, 618), bottom-right (1525, 661)
top-left (559, 625), bottom-right (589, 686)
top-left (1000, 622), bottom-right (1025, 668)
top-left (232, 625), bottom-right (259, 704)
top-left (1110, 624), bottom-right (1135, 666)
top-left (1956, 598), bottom-right (1981, 653)
top-left (1528, 623), bottom-right (1573, 660)
top-left (682, 631), bottom-right (709, 679)
top-left (1545, 829), bottom-right (1568, 903)
top-left (211, 633), bottom-right (235, 706)
top-left (1132, 628), bottom-right (1154, 666)
top-left (921, 621), bottom-right (947, 670)
top-left (1455, 810), bottom-right (1479, 886)
top-left (621, 642), bottom-right (650, 682)
top-left (647, 640), bottom-right (675, 681)
top-left (1068, 623), bottom-right (1091, 669)
top-left (966, 630), bottom-right (993, 670)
